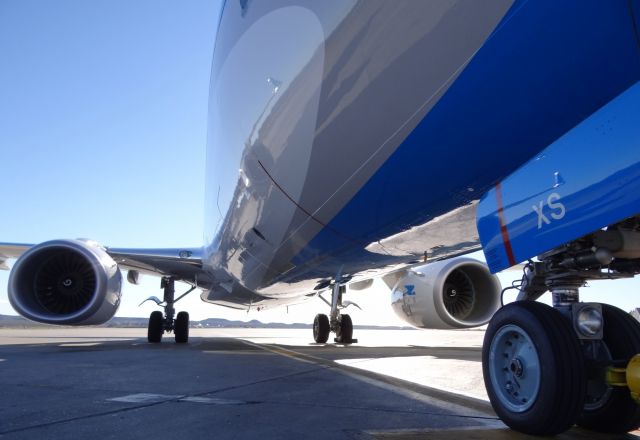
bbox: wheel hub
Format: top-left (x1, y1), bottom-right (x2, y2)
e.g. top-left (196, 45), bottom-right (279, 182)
top-left (489, 324), bottom-right (541, 413)
top-left (510, 358), bottom-right (524, 377)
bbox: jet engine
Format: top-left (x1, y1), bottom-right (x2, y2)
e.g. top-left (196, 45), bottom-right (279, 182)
top-left (8, 239), bottom-right (122, 325)
top-left (390, 258), bottom-right (501, 329)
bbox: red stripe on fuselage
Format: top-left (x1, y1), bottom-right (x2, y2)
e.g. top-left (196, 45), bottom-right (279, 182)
top-left (495, 182), bottom-right (517, 266)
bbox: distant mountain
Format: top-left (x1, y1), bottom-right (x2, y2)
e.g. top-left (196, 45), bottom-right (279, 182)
top-left (195, 318), bottom-right (310, 329)
top-left (0, 314), bottom-right (410, 330)
top-left (0, 314), bottom-right (38, 327)
top-left (0, 314), bottom-right (309, 329)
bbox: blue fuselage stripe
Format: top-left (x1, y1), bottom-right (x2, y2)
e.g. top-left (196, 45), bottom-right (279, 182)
top-left (290, 0), bottom-right (640, 273)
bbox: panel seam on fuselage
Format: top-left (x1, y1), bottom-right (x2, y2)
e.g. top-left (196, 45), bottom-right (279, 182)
top-left (257, 159), bottom-right (361, 246)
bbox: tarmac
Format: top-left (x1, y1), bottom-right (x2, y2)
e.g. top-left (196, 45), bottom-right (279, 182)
top-left (0, 327), bottom-right (637, 439)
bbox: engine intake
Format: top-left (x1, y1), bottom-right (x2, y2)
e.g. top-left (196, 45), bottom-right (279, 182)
top-left (8, 239), bottom-right (122, 325)
top-left (391, 257), bottom-right (501, 329)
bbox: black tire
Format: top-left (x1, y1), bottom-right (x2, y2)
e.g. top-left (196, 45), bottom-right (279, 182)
top-left (313, 314), bottom-right (330, 343)
top-left (148, 311), bottom-right (164, 343)
top-left (175, 311), bottom-right (189, 344)
top-left (577, 304), bottom-right (640, 433)
top-left (336, 314), bottom-right (353, 344)
top-left (482, 301), bottom-right (586, 435)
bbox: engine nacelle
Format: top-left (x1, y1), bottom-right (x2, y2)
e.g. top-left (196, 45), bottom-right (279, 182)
top-left (8, 239), bottom-right (122, 325)
top-left (391, 258), bottom-right (501, 329)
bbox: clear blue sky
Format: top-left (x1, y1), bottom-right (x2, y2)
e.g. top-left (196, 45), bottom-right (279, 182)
top-left (0, 1), bottom-right (638, 325)
top-left (0, 0), bottom-right (229, 320)
top-left (0, 0), bottom-right (220, 247)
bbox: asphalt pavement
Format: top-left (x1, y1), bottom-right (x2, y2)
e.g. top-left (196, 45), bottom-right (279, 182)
top-left (0, 327), bottom-right (636, 439)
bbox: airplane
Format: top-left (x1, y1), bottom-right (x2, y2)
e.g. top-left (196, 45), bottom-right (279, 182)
top-left (2, 0), bottom-right (640, 436)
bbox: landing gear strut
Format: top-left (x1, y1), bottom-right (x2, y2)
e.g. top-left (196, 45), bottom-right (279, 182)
top-left (143, 277), bottom-right (194, 344)
top-left (312, 277), bottom-right (357, 344)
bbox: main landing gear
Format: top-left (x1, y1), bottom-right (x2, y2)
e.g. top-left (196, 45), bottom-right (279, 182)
top-left (141, 277), bottom-right (195, 344)
top-left (313, 279), bottom-right (358, 344)
top-left (483, 224), bottom-right (640, 435)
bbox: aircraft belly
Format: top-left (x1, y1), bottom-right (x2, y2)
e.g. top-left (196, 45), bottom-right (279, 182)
top-left (205, 0), bottom-right (640, 301)
top-left (205, 0), bottom-right (514, 297)
top-left (290, 0), bottom-right (514, 223)
top-left (258, 0), bottom-right (514, 292)
top-left (286, 0), bottom-right (640, 275)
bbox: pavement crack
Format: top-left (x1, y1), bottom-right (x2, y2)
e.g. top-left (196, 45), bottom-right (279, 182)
top-left (0, 367), bottom-right (331, 435)
top-left (256, 399), bottom-right (499, 421)
top-left (0, 399), bottom-right (177, 436)
top-left (189, 365), bottom-right (330, 397)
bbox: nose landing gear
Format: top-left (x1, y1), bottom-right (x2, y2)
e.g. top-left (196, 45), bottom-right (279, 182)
top-left (483, 301), bottom-right (586, 435)
top-left (484, 227), bottom-right (640, 435)
top-left (485, 300), bottom-right (640, 435)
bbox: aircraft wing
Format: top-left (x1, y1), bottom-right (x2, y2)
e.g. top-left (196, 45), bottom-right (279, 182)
top-left (0, 243), bottom-right (30, 270)
top-left (107, 246), bottom-right (207, 284)
top-left (0, 242), bottom-right (208, 285)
